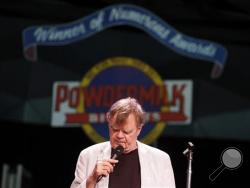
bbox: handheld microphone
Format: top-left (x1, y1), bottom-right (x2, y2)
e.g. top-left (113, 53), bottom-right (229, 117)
top-left (111, 145), bottom-right (124, 159)
top-left (97, 145), bottom-right (124, 182)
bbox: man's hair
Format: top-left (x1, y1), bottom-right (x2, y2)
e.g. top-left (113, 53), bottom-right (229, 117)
top-left (106, 97), bottom-right (145, 128)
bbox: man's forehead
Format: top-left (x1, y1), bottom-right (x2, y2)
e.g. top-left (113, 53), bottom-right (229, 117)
top-left (110, 123), bottom-right (134, 132)
top-left (109, 121), bottom-right (125, 129)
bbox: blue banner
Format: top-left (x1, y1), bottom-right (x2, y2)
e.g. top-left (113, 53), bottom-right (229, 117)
top-left (22, 4), bottom-right (227, 78)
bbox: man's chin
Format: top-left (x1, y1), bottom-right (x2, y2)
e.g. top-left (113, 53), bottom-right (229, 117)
top-left (112, 143), bottom-right (126, 150)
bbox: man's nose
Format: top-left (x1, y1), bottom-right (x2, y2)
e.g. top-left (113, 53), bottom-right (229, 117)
top-left (117, 130), bottom-right (125, 138)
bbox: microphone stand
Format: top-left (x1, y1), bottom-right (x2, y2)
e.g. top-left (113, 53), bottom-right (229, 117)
top-left (183, 142), bottom-right (194, 188)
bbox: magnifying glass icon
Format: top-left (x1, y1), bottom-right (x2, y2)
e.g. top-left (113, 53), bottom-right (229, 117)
top-left (209, 147), bottom-right (243, 181)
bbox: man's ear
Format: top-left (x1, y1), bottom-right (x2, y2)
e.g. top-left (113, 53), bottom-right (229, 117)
top-left (136, 126), bottom-right (142, 136)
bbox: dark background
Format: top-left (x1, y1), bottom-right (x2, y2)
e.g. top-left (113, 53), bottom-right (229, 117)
top-left (1, 0), bottom-right (250, 188)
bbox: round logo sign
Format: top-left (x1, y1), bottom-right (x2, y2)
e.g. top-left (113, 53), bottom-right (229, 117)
top-left (77, 57), bottom-right (169, 144)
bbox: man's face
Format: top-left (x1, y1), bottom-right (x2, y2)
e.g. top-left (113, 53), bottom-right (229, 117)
top-left (109, 113), bottom-right (142, 153)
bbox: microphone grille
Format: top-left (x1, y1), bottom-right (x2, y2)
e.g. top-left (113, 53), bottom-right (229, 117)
top-left (114, 145), bottom-right (124, 156)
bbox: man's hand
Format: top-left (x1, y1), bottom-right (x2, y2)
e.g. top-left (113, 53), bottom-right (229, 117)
top-left (86, 159), bottom-right (118, 188)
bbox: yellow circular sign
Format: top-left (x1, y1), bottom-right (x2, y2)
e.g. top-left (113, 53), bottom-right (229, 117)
top-left (77, 57), bottom-right (168, 144)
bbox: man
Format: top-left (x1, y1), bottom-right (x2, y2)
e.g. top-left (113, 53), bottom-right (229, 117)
top-left (70, 97), bottom-right (176, 188)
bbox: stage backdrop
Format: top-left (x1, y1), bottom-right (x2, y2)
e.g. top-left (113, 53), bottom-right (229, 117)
top-left (0, 2), bottom-right (250, 142)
